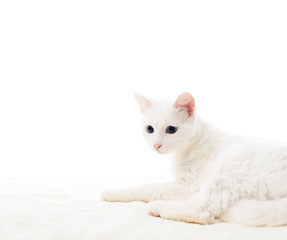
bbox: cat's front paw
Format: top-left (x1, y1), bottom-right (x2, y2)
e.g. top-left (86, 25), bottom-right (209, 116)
top-left (100, 189), bottom-right (126, 202)
top-left (147, 200), bottom-right (173, 218)
top-left (147, 200), bottom-right (215, 225)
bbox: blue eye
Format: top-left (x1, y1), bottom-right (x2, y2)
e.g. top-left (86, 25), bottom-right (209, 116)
top-left (166, 126), bottom-right (178, 134)
top-left (146, 125), bottom-right (154, 134)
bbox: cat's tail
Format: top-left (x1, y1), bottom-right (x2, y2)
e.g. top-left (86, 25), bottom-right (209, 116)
top-left (220, 197), bottom-right (287, 227)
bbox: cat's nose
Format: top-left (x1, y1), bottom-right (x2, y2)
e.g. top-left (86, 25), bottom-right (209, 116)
top-left (154, 144), bottom-right (162, 150)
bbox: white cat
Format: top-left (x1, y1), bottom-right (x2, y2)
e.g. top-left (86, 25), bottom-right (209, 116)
top-left (101, 92), bottom-right (287, 226)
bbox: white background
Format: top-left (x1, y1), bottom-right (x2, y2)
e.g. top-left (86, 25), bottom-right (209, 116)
top-left (0, 0), bottom-right (287, 178)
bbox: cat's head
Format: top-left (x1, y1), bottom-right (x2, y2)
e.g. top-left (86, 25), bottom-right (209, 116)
top-left (134, 93), bottom-right (197, 154)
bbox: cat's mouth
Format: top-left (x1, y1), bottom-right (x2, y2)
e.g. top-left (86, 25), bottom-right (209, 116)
top-left (154, 147), bottom-right (168, 155)
top-left (155, 149), bottom-right (163, 154)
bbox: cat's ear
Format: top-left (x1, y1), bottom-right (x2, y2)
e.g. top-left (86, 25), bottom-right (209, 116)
top-left (134, 93), bottom-right (152, 112)
top-left (174, 92), bottom-right (195, 117)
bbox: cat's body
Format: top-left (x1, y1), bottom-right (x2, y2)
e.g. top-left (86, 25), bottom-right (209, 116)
top-left (101, 93), bottom-right (287, 226)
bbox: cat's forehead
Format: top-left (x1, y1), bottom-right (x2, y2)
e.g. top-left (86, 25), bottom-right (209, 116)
top-left (141, 99), bottom-right (188, 126)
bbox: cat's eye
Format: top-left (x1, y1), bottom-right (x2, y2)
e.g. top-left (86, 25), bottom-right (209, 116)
top-left (145, 125), bottom-right (154, 134)
top-left (166, 126), bottom-right (178, 134)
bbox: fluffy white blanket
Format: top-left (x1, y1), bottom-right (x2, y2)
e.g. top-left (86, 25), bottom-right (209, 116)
top-left (0, 177), bottom-right (286, 240)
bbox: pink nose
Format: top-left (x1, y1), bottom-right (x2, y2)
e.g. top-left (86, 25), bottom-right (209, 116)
top-left (154, 144), bottom-right (162, 150)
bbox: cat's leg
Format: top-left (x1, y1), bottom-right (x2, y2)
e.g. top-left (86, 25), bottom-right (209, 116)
top-left (101, 182), bottom-right (193, 203)
top-left (147, 176), bottom-right (263, 224)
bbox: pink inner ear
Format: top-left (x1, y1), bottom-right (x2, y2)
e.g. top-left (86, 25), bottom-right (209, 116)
top-left (174, 92), bottom-right (195, 117)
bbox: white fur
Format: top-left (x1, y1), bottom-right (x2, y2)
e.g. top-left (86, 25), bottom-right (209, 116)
top-left (101, 93), bottom-right (287, 226)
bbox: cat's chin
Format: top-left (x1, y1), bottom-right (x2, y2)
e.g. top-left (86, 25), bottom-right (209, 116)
top-left (154, 149), bottom-right (171, 155)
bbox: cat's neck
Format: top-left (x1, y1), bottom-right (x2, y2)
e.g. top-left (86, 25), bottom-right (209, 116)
top-left (173, 115), bottom-right (227, 162)
top-left (171, 116), bottom-right (228, 184)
